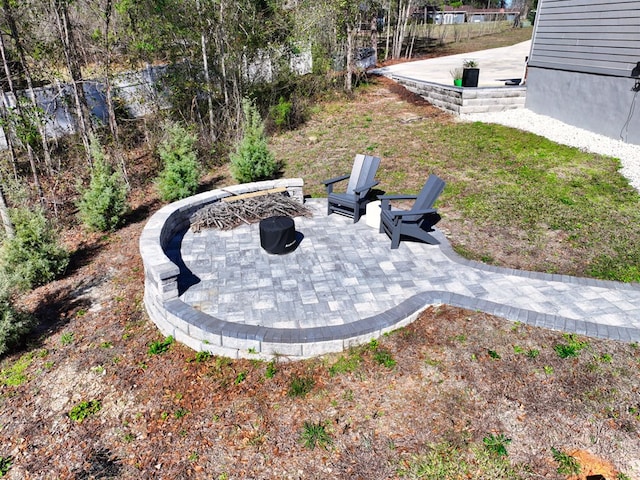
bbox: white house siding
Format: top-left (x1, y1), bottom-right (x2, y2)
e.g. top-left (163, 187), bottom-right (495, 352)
top-left (526, 0), bottom-right (640, 145)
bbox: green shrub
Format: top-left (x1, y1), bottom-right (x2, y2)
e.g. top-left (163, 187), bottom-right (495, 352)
top-left (269, 96), bottom-right (293, 130)
top-left (230, 98), bottom-right (280, 183)
top-left (0, 207), bottom-right (69, 291)
top-left (0, 288), bottom-right (35, 357)
top-left (77, 142), bottom-right (129, 231)
top-left (156, 122), bottom-right (201, 201)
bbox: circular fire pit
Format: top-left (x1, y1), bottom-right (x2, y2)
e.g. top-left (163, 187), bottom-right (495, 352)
top-left (139, 178), bottom-right (418, 360)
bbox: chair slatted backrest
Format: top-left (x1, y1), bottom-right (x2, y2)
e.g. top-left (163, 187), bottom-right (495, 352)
top-left (346, 154), bottom-right (381, 197)
top-left (413, 174), bottom-right (445, 212)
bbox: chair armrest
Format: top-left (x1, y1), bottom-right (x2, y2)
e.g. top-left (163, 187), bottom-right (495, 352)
top-left (377, 194), bottom-right (418, 201)
top-left (322, 174), bottom-right (350, 194)
top-left (322, 174), bottom-right (350, 186)
top-left (353, 180), bottom-right (379, 194)
top-left (378, 194), bottom-right (418, 210)
top-left (388, 207), bottom-right (438, 218)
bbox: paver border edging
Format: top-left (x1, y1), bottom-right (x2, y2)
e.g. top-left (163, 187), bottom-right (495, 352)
top-left (432, 229), bottom-right (640, 293)
top-left (431, 229), bottom-right (640, 343)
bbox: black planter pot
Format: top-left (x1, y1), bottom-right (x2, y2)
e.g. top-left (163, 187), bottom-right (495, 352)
top-left (462, 67), bottom-right (479, 87)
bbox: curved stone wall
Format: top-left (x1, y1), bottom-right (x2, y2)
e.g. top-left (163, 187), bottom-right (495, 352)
top-left (139, 178), bottom-right (308, 360)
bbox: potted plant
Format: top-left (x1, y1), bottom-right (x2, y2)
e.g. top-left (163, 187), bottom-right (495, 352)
top-left (450, 68), bottom-right (463, 87)
top-left (462, 59), bottom-right (479, 87)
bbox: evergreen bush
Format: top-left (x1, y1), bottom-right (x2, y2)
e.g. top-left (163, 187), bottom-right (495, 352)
top-left (0, 277), bottom-right (35, 356)
top-left (0, 207), bottom-right (69, 291)
top-left (156, 121), bottom-right (201, 201)
top-left (230, 98), bottom-right (280, 183)
top-left (77, 140), bottom-right (129, 232)
top-left (269, 96), bottom-right (293, 131)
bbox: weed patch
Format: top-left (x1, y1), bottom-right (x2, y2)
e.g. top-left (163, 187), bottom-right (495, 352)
top-left (554, 334), bottom-right (589, 359)
top-left (193, 351), bottom-right (211, 363)
top-left (288, 375), bottom-right (315, 397)
top-left (398, 440), bottom-right (527, 479)
top-left (551, 447), bottom-right (580, 476)
top-left (328, 350), bottom-right (362, 376)
top-left (483, 433), bottom-right (511, 457)
top-left (300, 421), bottom-right (332, 450)
top-left (0, 456), bottom-right (12, 476)
top-left (148, 336), bottom-right (174, 355)
top-left (68, 399), bottom-right (101, 423)
top-left (367, 338), bottom-right (397, 368)
top-left (373, 348), bottom-right (397, 368)
top-left (265, 360), bottom-right (277, 378)
top-left (174, 408), bottom-right (189, 419)
top-left (1, 352), bottom-right (33, 387)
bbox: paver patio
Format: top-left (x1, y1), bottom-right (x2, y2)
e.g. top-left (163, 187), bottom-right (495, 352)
top-left (170, 198), bottom-right (640, 351)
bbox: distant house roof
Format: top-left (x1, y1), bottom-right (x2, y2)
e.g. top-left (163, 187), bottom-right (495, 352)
top-left (440, 5), bottom-right (520, 14)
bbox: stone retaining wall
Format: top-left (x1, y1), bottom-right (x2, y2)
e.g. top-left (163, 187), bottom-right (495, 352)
top-left (139, 178), bottom-right (305, 359)
top-left (393, 75), bottom-right (526, 114)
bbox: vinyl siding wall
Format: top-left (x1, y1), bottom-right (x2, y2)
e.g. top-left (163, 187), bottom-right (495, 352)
top-left (526, 0), bottom-right (640, 145)
top-left (529, 0), bottom-right (640, 77)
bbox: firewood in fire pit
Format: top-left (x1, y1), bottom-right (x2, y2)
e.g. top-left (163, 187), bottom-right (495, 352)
top-left (190, 192), bottom-right (312, 232)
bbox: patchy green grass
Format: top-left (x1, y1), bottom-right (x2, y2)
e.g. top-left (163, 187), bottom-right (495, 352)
top-left (328, 349), bottom-right (362, 376)
top-left (0, 352), bottom-right (34, 387)
top-left (68, 399), bottom-right (101, 423)
top-left (272, 81), bottom-right (640, 283)
top-left (398, 440), bottom-right (528, 479)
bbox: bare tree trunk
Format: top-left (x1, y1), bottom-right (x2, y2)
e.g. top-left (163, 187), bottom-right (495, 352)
top-left (101, 0), bottom-right (129, 186)
top-left (1, 0), bottom-right (53, 173)
top-left (370, 13), bottom-right (378, 65)
top-left (52, 0), bottom-right (93, 164)
top-left (102, 0), bottom-right (118, 142)
top-left (196, 0), bottom-right (216, 144)
top-left (406, 20), bottom-right (416, 58)
top-left (0, 179), bottom-right (14, 238)
top-left (0, 88), bottom-right (19, 180)
top-left (392, 1), bottom-right (401, 58)
top-left (344, 24), bottom-right (354, 92)
top-left (392, 0), bottom-right (412, 59)
top-left (218, 0), bottom-right (229, 106)
top-left (384, 1), bottom-right (391, 61)
top-left (0, 29), bottom-right (44, 206)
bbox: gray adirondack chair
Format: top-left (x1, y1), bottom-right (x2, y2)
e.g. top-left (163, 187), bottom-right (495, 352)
top-left (322, 154), bottom-right (381, 223)
top-left (379, 174), bottom-right (445, 249)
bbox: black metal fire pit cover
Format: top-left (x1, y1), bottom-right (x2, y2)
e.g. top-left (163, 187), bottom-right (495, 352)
top-left (259, 216), bottom-right (296, 254)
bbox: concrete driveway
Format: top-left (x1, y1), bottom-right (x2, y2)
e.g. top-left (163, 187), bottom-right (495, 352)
top-left (372, 40), bottom-right (532, 87)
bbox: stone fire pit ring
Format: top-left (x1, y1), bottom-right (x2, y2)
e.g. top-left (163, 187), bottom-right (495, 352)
top-left (139, 178), bottom-right (420, 360)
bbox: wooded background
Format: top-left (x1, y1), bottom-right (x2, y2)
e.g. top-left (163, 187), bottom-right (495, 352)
top-left (0, 0), bottom-right (530, 218)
